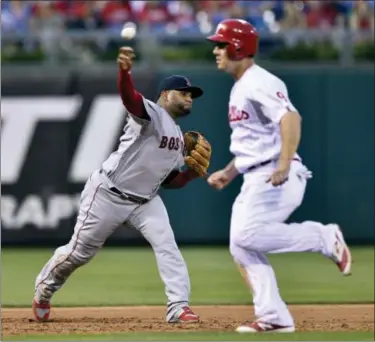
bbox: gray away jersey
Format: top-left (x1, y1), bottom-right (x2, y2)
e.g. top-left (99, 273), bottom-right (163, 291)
top-left (101, 97), bottom-right (185, 199)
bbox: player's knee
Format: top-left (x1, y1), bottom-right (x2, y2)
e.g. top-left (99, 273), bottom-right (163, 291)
top-left (148, 225), bottom-right (177, 250)
top-left (55, 239), bottom-right (98, 268)
top-left (41, 243), bottom-right (91, 284)
top-left (153, 239), bottom-right (178, 255)
top-left (230, 222), bottom-right (264, 252)
top-left (49, 246), bottom-right (94, 283)
top-left (70, 241), bottom-right (98, 265)
top-left (230, 230), bottom-right (251, 266)
top-left (151, 231), bottom-right (186, 265)
top-left (229, 241), bottom-right (241, 262)
top-left (229, 241), bottom-right (252, 267)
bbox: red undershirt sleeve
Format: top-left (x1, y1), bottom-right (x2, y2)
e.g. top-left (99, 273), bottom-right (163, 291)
top-left (162, 169), bottom-right (199, 189)
top-left (117, 68), bottom-right (150, 120)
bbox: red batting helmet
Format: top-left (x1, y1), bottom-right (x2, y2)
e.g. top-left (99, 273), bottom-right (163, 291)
top-left (206, 19), bottom-right (259, 60)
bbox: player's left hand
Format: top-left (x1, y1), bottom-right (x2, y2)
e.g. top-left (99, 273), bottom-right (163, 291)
top-left (266, 163), bottom-right (290, 186)
top-left (184, 131), bottom-right (212, 177)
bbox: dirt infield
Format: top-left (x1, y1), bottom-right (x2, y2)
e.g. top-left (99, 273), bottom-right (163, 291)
top-left (2, 304), bottom-right (374, 337)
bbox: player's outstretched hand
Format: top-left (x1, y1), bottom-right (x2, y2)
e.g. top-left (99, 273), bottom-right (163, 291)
top-left (266, 164), bottom-right (290, 186)
top-left (207, 170), bottom-right (231, 190)
top-left (117, 47), bottom-right (136, 71)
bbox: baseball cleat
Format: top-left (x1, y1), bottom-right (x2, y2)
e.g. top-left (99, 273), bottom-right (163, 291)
top-left (330, 225), bottom-right (352, 276)
top-left (236, 321), bottom-right (295, 333)
top-left (169, 306), bottom-right (199, 323)
top-left (32, 299), bottom-right (51, 322)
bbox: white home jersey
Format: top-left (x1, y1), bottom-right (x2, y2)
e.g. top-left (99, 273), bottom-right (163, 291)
top-left (101, 97), bottom-right (185, 199)
top-left (228, 64), bottom-right (300, 173)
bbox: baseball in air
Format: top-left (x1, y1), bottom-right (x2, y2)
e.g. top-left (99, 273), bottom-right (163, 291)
top-left (121, 22), bottom-right (137, 39)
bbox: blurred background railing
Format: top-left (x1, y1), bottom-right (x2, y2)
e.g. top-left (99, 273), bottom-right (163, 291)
top-left (2, 0), bottom-right (374, 66)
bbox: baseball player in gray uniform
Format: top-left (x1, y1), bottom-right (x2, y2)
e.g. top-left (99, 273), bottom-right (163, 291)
top-left (32, 47), bottom-right (211, 324)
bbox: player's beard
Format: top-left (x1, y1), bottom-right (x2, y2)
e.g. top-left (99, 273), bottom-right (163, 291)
top-left (175, 103), bottom-right (191, 117)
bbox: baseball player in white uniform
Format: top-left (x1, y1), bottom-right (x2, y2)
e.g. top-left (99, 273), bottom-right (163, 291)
top-left (206, 19), bottom-right (352, 333)
top-left (32, 47), bottom-right (211, 324)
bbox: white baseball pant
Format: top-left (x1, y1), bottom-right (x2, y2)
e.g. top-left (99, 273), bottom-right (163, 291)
top-left (230, 160), bottom-right (337, 326)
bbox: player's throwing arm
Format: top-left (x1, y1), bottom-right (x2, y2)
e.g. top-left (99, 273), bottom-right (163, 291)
top-left (32, 44), bottom-right (210, 325)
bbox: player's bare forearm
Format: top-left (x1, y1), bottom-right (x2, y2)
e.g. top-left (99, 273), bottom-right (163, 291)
top-left (207, 159), bottom-right (238, 190)
top-left (117, 69), bottom-right (149, 119)
top-left (162, 170), bottom-right (199, 189)
top-left (278, 111), bottom-right (301, 168)
top-left (224, 158), bottom-right (239, 181)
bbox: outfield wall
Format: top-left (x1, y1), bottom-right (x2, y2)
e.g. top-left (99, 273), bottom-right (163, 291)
top-left (1, 65), bottom-right (373, 245)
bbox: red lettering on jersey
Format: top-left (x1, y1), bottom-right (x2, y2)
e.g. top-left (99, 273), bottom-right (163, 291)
top-left (228, 106), bottom-right (250, 122)
top-left (276, 91), bottom-right (286, 100)
top-left (277, 91), bottom-right (293, 111)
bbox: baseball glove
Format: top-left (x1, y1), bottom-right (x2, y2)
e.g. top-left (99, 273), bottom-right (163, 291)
top-left (183, 131), bottom-right (212, 177)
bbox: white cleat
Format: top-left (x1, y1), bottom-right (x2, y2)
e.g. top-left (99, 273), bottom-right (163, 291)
top-left (330, 224), bottom-right (352, 276)
top-left (236, 321), bottom-right (295, 333)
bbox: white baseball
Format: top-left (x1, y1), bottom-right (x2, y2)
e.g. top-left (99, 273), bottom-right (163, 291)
top-left (121, 22), bottom-right (137, 39)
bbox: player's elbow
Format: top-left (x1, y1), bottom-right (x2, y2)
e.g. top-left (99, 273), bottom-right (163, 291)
top-left (280, 111), bottom-right (301, 127)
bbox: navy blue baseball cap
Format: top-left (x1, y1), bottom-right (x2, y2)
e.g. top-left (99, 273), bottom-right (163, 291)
top-left (157, 75), bottom-right (203, 99)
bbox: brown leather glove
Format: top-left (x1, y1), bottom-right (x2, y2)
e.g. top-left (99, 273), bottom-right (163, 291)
top-left (184, 131), bottom-right (212, 177)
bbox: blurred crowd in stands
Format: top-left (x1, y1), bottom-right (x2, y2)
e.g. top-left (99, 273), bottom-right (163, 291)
top-left (2, 0), bottom-right (373, 64)
top-left (2, 0), bottom-right (374, 35)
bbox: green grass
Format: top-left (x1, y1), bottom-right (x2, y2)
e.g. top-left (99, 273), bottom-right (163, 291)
top-left (1, 247), bottom-right (374, 307)
top-left (4, 331), bottom-right (375, 341)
